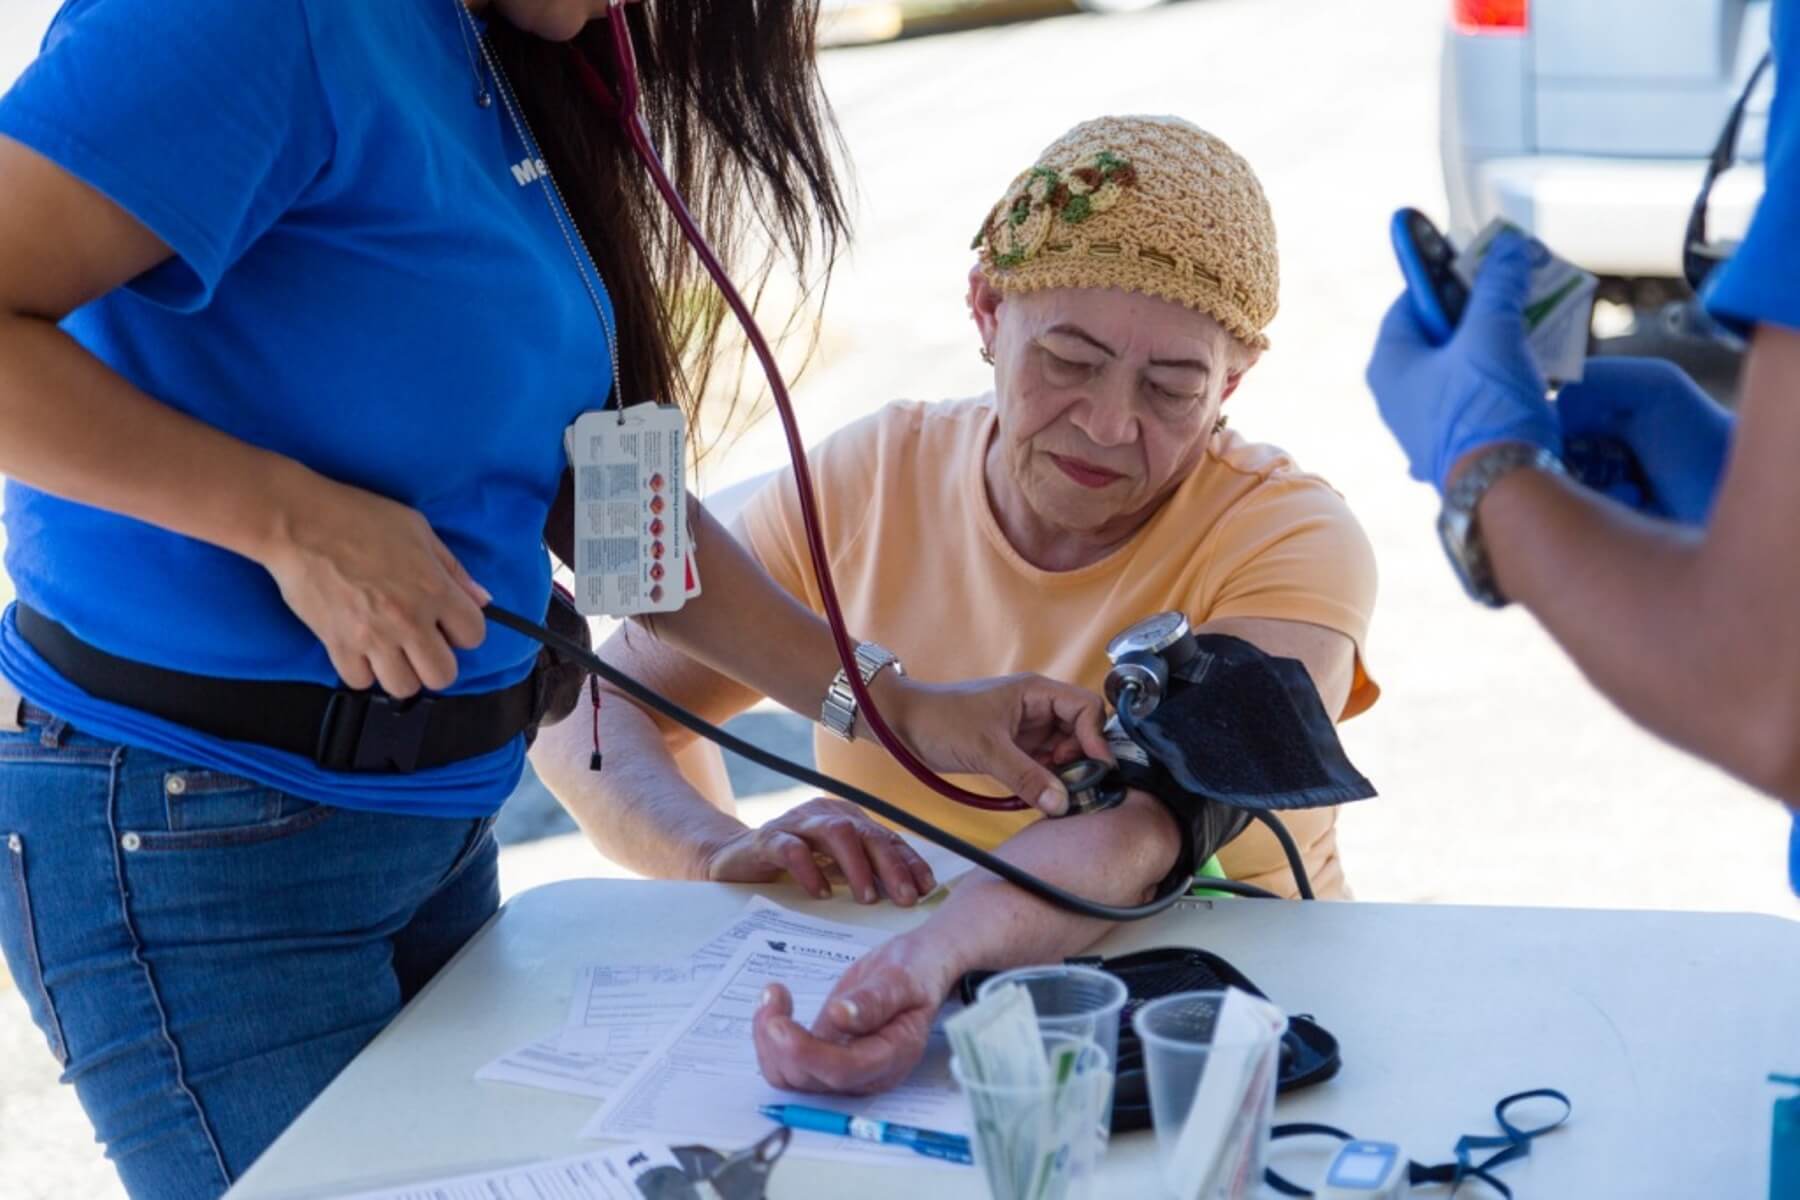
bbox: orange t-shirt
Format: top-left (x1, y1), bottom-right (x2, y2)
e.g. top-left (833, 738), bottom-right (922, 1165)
top-left (735, 396), bottom-right (1379, 899)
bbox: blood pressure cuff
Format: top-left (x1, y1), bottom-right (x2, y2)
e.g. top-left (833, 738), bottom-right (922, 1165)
top-left (957, 945), bottom-right (1341, 1134)
top-left (1132, 634), bottom-right (1375, 812)
top-left (1145, 787), bottom-right (1250, 904)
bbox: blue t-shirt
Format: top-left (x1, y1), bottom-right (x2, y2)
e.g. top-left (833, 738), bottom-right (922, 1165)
top-left (0, 0), bottom-right (614, 816)
top-left (1705, 0), bottom-right (1800, 893)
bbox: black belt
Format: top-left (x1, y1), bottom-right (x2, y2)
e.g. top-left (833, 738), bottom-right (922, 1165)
top-left (16, 604), bottom-right (538, 773)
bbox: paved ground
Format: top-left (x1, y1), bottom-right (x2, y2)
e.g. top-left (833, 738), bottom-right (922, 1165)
top-left (3, 1), bottom-right (1797, 1196)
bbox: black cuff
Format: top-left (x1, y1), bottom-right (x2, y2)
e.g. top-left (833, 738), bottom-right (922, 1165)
top-left (1154, 794), bottom-right (1251, 896)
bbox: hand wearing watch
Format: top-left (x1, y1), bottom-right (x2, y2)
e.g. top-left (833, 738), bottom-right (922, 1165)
top-left (820, 642), bottom-right (904, 742)
top-left (1438, 442), bottom-right (1568, 608)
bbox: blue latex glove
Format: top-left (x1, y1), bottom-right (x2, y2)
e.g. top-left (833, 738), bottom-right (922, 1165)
top-left (1555, 357), bottom-right (1734, 525)
top-left (1366, 232), bottom-right (1562, 493)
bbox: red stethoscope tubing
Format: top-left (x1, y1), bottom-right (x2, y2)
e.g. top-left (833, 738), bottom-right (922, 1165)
top-left (571, 9), bottom-right (1028, 812)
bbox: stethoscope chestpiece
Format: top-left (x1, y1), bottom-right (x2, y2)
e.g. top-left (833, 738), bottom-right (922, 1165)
top-left (1056, 757), bottom-right (1129, 817)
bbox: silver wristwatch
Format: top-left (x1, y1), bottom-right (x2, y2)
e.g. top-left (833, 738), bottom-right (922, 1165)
top-left (820, 643), bottom-right (904, 742)
top-left (1438, 443), bottom-right (1567, 608)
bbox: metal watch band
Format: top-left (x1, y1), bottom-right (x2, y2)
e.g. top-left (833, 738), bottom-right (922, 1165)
top-left (820, 643), bottom-right (904, 742)
top-left (1437, 443), bottom-right (1568, 608)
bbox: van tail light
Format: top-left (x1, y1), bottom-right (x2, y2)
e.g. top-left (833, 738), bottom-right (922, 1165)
top-left (1453, 0), bottom-right (1528, 34)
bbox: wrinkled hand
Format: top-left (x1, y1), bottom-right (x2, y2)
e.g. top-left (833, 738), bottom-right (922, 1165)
top-left (1367, 229), bottom-right (1562, 492)
top-left (702, 797), bottom-right (936, 906)
top-left (259, 471), bottom-right (489, 697)
top-left (886, 674), bottom-right (1111, 817)
top-left (1556, 356), bottom-right (1734, 524)
top-left (753, 935), bottom-right (952, 1095)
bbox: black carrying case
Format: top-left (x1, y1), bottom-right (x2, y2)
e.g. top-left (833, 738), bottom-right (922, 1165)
top-left (957, 945), bottom-right (1341, 1134)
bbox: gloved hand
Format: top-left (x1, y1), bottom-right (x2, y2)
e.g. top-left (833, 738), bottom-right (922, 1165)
top-left (1366, 231), bottom-right (1562, 493)
top-left (1555, 356), bottom-right (1734, 525)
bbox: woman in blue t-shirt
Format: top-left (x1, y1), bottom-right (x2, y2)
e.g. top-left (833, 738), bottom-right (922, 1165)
top-left (0, 2), bottom-right (1113, 1196)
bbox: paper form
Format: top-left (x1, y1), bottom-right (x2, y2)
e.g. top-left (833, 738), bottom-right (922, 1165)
top-left (581, 935), bottom-right (969, 1168)
top-left (477, 898), bottom-right (880, 1099)
top-left (332, 1143), bottom-right (688, 1200)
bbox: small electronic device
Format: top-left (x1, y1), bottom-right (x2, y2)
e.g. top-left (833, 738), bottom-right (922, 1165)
top-left (1318, 1139), bottom-right (1408, 1199)
top-left (1389, 208), bottom-right (1467, 344)
top-left (1388, 208), bottom-right (1652, 509)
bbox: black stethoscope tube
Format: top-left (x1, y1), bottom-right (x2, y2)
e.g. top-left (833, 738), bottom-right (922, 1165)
top-left (485, 603), bottom-right (1283, 919)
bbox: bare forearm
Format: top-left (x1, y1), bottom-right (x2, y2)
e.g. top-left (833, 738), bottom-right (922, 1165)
top-left (639, 500), bottom-right (891, 725)
top-left (900, 793), bottom-right (1181, 996)
top-left (1477, 464), bottom-right (1787, 793)
top-left (531, 687), bottom-right (747, 879)
top-left (0, 315), bottom-right (308, 563)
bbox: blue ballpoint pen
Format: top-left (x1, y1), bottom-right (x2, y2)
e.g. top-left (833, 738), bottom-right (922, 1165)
top-left (759, 1103), bottom-right (973, 1165)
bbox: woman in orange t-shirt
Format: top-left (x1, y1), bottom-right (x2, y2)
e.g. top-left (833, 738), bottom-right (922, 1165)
top-left (536, 115), bottom-right (1379, 1095)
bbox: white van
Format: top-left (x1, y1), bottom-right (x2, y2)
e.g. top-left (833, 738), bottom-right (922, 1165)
top-left (1441, 0), bottom-right (1773, 297)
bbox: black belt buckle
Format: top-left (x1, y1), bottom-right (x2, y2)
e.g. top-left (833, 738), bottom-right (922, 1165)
top-left (316, 691), bottom-right (438, 773)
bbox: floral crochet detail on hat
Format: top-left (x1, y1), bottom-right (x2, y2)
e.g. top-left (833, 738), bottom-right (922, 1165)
top-left (975, 151), bottom-right (1139, 268)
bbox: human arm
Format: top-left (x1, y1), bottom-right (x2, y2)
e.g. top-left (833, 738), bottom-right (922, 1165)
top-left (530, 620), bottom-right (936, 903)
top-left (1470, 324), bottom-right (1800, 803)
top-left (746, 610), bottom-right (1354, 1092)
top-left (0, 135), bottom-right (488, 697)
top-left (1367, 227), bottom-right (1800, 804)
top-left (751, 788), bottom-right (1180, 1094)
top-left (634, 497), bottom-right (1113, 814)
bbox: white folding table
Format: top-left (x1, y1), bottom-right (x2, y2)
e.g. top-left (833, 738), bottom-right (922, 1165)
top-left (224, 879), bottom-right (1800, 1198)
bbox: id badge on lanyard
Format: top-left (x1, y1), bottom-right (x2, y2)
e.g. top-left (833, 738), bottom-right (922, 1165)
top-left (564, 405), bottom-right (700, 617)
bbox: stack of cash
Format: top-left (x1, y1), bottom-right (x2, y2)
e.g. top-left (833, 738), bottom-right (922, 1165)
top-left (948, 983), bottom-right (1111, 1200)
top-left (1162, 989), bottom-right (1287, 1200)
top-left (1452, 217), bottom-right (1599, 385)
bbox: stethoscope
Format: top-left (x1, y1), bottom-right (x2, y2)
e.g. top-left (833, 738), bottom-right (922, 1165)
top-left (1683, 48), bottom-right (1774, 308)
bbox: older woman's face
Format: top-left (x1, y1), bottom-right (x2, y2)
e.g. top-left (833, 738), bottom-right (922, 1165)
top-left (974, 279), bottom-right (1254, 537)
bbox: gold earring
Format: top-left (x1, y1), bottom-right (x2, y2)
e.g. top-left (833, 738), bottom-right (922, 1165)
top-left (1213, 414), bottom-right (1229, 434)
top-left (979, 346), bottom-right (996, 366)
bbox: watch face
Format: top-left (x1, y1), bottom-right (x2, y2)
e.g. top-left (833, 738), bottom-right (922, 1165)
top-left (1106, 612), bottom-right (1190, 663)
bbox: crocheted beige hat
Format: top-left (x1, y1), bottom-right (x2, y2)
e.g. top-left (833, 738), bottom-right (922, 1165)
top-left (972, 115), bottom-right (1278, 350)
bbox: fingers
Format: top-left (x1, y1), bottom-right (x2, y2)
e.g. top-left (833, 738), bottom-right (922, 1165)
top-left (1464, 231), bottom-right (1534, 324)
top-left (430, 544), bottom-right (490, 653)
top-left (995, 742), bottom-right (1069, 816)
top-left (1371, 291), bottom-right (1432, 355)
top-left (404, 632), bottom-right (460, 693)
top-left (816, 973), bottom-right (907, 1039)
top-left (1062, 688), bottom-right (1114, 764)
top-left (755, 996), bottom-right (927, 1094)
top-left (329, 648), bottom-right (376, 692)
top-left (751, 983), bottom-right (807, 1090)
top-left (769, 830), bottom-right (831, 900)
top-left (1554, 373), bottom-right (1626, 439)
top-left (807, 814), bottom-right (881, 904)
top-left (435, 541), bottom-right (493, 608)
top-left (366, 646), bottom-right (424, 700)
top-left (769, 801), bottom-right (930, 906)
top-left (863, 830), bottom-right (929, 907)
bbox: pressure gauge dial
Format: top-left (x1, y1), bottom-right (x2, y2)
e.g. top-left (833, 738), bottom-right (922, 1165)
top-left (1105, 612), bottom-right (1197, 668)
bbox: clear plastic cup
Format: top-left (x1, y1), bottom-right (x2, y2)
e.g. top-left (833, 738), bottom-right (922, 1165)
top-left (950, 1032), bottom-right (1113, 1200)
top-left (1131, 990), bottom-right (1287, 1200)
top-left (977, 965), bottom-right (1128, 1079)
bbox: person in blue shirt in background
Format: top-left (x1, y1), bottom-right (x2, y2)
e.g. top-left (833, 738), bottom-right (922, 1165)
top-left (1366, 2), bottom-right (1800, 898)
top-left (0, 2), bottom-right (1114, 1196)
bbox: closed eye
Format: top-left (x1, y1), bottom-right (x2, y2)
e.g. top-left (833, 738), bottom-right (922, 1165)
top-left (1041, 348), bottom-right (1101, 381)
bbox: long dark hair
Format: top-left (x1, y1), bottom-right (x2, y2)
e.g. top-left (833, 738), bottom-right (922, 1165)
top-left (484, 2), bottom-right (850, 451)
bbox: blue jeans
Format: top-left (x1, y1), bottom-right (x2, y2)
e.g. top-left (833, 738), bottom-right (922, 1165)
top-left (0, 707), bottom-right (499, 1199)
